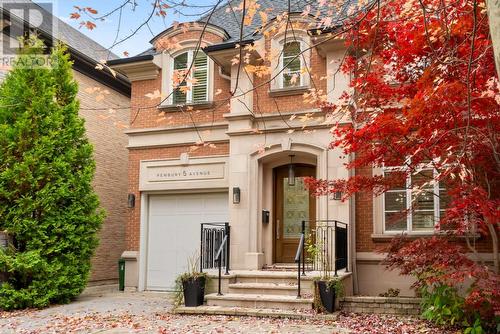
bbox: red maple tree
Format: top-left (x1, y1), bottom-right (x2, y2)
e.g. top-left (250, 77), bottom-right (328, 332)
top-left (307, 0), bottom-right (499, 325)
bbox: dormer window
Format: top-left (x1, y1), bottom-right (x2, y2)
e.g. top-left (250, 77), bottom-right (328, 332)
top-left (269, 34), bottom-right (311, 94)
top-left (172, 50), bottom-right (208, 105)
top-left (282, 41), bottom-right (302, 88)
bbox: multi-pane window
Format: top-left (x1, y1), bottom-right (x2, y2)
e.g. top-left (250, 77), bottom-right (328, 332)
top-left (383, 168), bottom-right (447, 233)
top-left (282, 41), bottom-right (302, 88)
top-left (172, 50), bottom-right (208, 105)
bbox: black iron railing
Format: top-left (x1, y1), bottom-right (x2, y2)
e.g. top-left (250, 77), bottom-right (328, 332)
top-left (200, 223), bottom-right (230, 274)
top-left (304, 220), bottom-right (349, 276)
top-left (215, 235), bottom-right (228, 295)
top-left (294, 221), bottom-right (306, 298)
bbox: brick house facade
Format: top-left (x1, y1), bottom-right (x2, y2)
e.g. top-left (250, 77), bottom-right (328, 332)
top-left (108, 0), bottom-right (493, 296)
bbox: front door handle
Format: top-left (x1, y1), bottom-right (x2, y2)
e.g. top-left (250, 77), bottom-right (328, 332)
top-left (276, 219), bottom-right (280, 240)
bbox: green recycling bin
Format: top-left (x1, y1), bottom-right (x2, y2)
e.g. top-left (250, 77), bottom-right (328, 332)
top-left (118, 258), bottom-right (125, 291)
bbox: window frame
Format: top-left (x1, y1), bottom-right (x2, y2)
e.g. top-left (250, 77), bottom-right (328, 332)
top-left (170, 49), bottom-right (209, 105)
top-left (280, 40), bottom-right (304, 89)
top-left (269, 33), bottom-right (311, 92)
top-left (382, 165), bottom-right (444, 234)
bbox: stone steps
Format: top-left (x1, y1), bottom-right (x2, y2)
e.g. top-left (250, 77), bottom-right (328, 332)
top-left (228, 282), bottom-right (299, 296)
top-left (174, 305), bottom-right (339, 320)
top-left (230, 271), bottom-right (316, 286)
top-left (205, 293), bottom-right (313, 310)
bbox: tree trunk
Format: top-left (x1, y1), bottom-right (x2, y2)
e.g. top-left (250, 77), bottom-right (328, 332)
top-left (487, 0), bottom-right (500, 78)
top-left (486, 220), bottom-right (499, 273)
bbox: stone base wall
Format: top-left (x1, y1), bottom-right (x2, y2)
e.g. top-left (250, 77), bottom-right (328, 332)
top-left (341, 296), bottom-right (421, 315)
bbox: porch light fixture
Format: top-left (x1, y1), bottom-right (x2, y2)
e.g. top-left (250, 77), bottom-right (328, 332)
top-left (288, 154), bottom-right (296, 186)
top-left (232, 187), bottom-right (241, 204)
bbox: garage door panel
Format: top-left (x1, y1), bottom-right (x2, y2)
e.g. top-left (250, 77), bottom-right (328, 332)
top-left (146, 193), bottom-right (228, 290)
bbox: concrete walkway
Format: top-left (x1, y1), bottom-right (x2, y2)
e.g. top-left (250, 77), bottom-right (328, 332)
top-left (0, 289), bottom-right (342, 333)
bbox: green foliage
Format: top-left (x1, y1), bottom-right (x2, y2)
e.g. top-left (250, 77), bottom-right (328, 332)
top-left (420, 283), bottom-right (494, 333)
top-left (306, 232), bottom-right (332, 280)
top-left (421, 284), bottom-right (465, 326)
top-left (325, 277), bottom-right (344, 299)
top-left (0, 37), bottom-right (104, 309)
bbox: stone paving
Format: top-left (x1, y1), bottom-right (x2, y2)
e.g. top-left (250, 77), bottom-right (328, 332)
top-left (0, 288), bottom-right (454, 334)
top-left (0, 290), bottom-right (342, 333)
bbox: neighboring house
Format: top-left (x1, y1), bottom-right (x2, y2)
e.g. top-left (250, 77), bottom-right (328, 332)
top-left (108, 0), bottom-right (490, 301)
top-left (0, 1), bottom-right (131, 284)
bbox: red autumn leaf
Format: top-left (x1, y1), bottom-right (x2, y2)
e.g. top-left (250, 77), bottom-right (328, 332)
top-left (84, 21), bottom-right (96, 30)
top-left (85, 7), bottom-right (98, 15)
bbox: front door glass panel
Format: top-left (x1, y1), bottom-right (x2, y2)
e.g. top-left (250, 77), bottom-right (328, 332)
top-left (283, 177), bottom-right (310, 238)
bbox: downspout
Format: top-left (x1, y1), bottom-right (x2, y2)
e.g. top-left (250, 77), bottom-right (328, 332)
top-left (350, 154), bottom-right (359, 294)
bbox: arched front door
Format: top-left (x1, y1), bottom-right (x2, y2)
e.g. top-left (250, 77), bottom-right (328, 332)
top-left (273, 165), bottom-right (316, 263)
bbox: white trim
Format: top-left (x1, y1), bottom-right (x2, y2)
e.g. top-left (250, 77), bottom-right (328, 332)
top-left (279, 40), bottom-right (305, 88)
top-left (138, 192), bottom-right (148, 292)
top-left (382, 166), bottom-right (444, 234)
top-left (161, 46), bottom-right (214, 107)
top-left (139, 156), bottom-right (229, 191)
top-left (139, 190), bottom-right (230, 291)
top-left (270, 32), bottom-right (311, 91)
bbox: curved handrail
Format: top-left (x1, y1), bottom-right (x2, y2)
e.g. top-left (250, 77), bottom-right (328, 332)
top-left (215, 235), bottom-right (228, 296)
top-left (294, 221), bottom-right (306, 299)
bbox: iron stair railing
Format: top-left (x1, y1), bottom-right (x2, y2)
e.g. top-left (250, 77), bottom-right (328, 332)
top-left (215, 235), bottom-right (228, 295)
top-left (303, 219), bottom-right (349, 276)
top-left (200, 222), bottom-right (230, 274)
top-left (295, 221), bottom-right (306, 298)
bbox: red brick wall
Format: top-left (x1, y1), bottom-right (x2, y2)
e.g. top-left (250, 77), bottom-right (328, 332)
top-left (354, 166), bottom-right (493, 253)
top-left (253, 37), bottom-right (327, 114)
top-left (129, 73), bottom-right (230, 129)
top-left (127, 29), bottom-right (231, 130)
top-left (126, 143), bottom-right (230, 251)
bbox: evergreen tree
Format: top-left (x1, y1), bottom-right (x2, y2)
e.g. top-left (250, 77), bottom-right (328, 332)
top-left (0, 37), bottom-right (104, 309)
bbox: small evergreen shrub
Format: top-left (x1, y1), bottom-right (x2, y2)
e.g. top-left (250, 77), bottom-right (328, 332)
top-left (0, 37), bottom-right (104, 309)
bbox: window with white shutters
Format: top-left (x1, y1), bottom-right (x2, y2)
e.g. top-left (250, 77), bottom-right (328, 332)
top-left (171, 50), bottom-right (208, 105)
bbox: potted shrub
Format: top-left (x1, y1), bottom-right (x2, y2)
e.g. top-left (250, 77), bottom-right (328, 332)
top-left (174, 254), bottom-right (208, 307)
top-left (307, 232), bottom-right (344, 313)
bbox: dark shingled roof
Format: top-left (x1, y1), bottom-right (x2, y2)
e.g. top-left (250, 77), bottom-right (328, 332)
top-left (1, 0), bottom-right (119, 61)
top-left (133, 0), bottom-right (359, 56)
top-left (199, 0), bottom-right (358, 42)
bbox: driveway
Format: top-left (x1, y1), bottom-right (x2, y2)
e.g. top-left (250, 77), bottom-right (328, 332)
top-left (0, 289), bottom-right (454, 334)
top-left (0, 290), bottom-right (341, 334)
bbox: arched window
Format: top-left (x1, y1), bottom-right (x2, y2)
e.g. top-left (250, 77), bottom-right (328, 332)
top-left (172, 50), bottom-right (208, 104)
top-left (281, 41), bottom-right (303, 88)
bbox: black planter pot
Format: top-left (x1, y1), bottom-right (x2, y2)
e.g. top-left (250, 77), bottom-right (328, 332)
top-left (316, 280), bottom-right (336, 313)
top-left (182, 276), bottom-right (206, 307)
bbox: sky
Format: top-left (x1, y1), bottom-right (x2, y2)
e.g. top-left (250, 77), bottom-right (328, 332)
top-left (49, 0), bottom-right (219, 57)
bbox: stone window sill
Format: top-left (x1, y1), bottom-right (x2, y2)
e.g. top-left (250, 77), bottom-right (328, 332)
top-left (268, 86), bottom-right (310, 97)
top-left (371, 232), bottom-right (480, 240)
top-left (158, 101), bottom-right (214, 112)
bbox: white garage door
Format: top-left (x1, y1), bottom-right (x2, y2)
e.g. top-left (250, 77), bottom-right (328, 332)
top-left (146, 193), bottom-right (228, 290)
